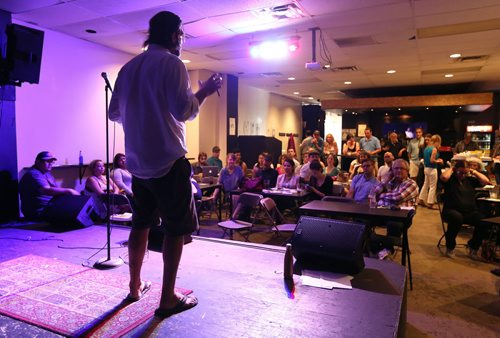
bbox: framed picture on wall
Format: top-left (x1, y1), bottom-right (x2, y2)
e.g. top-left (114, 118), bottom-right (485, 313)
top-left (357, 124), bottom-right (367, 137)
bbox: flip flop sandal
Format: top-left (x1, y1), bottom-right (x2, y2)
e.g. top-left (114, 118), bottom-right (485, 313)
top-left (154, 294), bottom-right (198, 319)
top-left (125, 280), bottom-right (152, 302)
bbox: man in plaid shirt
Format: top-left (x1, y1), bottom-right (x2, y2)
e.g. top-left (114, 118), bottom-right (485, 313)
top-left (370, 159), bottom-right (419, 259)
top-left (371, 158), bottom-right (419, 209)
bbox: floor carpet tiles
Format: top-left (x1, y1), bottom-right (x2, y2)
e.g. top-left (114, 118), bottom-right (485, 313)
top-left (0, 255), bottom-right (191, 337)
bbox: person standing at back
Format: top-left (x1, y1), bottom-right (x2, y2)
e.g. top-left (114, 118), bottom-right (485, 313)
top-left (406, 127), bottom-right (425, 180)
top-left (419, 134), bottom-right (443, 209)
top-left (109, 11), bottom-right (222, 318)
top-left (359, 127), bottom-right (381, 168)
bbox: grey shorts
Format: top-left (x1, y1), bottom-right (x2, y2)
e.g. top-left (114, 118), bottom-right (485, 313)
top-left (131, 157), bottom-right (198, 236)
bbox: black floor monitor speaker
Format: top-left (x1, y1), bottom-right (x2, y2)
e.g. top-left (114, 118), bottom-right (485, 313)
top-left (291, 216), bottom-right (367, 275)
top-left (44, 195), bottom-right (95, 227)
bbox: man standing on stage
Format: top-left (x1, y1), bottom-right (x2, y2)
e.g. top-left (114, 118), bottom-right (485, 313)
top-left (110, 11), bottom-right (221, 318)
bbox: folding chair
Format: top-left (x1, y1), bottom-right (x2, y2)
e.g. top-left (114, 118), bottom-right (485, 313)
top-left (260, 198), bottom-right (297, 239)
top-left (107, 194), bottom-right (133, 224)
top-left (218, 192), bottom-right (263, 241)
top-left (436, 191), bottom-right (470, 248)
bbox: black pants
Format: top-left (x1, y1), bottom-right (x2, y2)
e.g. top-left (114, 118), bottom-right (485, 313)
top-left (442, 209), bottom-right (486, 250)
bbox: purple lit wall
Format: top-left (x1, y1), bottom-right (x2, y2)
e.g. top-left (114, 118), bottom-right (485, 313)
top-left (14, 21), bottom-right (132, 172)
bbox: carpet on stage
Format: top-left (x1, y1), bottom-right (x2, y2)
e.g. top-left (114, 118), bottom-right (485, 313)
top-left (0, 255), bottom-right (191, 337)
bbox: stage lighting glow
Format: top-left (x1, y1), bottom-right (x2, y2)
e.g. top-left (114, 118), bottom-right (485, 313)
top-left (249, 37), bottom-right (299, 59)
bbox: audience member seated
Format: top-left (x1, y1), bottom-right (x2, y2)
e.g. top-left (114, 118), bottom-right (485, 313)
top-left (234, 149), bottom-right (248, 174)
top-left (112, 153), bottom-right (133, 197)
top-left (19, 151), bottom-right (79, 220)
top-left (258, 154), bottom-right (279, 188)
top-left (440, 160), bottom-right (490, 259)
top-left (207, 146), bottom-right (223, 171)
top-left (299, 150), bottom-right (322, 182)
top-left (276, 157), bottom-right (300, 189)
top-left (466, 157), bottom-right (489, 179)
top-left (349, 150), bottom-right (370, 179)
top-left (212, 153), bottom-right (244, 203)
top-left (306, 159), bottom-right (333, 200)
top-left (85, 159), bottom-right (125, 218)
top-left (371, 159), bottom-right (418, 258)
top-left (276, 154), bottom-right (288, 175)
top-left (347, 158), bottom-right (378, 203)
top-left (342, 133), bottom-right (360, 156)
top-left (287, 148), bottom-right (301, 168)
top-left (324, 153), bottom-right (339, 177)
top-left (453, 132), bottom-right (479, 154)
top-left (253, 152), bottom-right (266, 169)
top-left (192, 151), bottom-right (208, 175)
top-left (377, 152), bottom-right (394, 183)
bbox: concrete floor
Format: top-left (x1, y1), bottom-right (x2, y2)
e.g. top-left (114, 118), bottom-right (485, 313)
top-left (0, 204), bottom-right (498, 337)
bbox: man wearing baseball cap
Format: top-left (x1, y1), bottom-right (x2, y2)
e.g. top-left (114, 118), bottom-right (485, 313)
top-left (19, 151), bottom-right (79, 220)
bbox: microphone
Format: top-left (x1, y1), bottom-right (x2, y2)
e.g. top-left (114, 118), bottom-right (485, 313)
top-left (101, 72), bottom-right (113, 92)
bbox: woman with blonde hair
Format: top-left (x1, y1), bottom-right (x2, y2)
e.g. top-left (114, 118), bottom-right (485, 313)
top-left (323, 133), bottom-right (338, 157)
top-left (418, 134), bottom-right (443, 209)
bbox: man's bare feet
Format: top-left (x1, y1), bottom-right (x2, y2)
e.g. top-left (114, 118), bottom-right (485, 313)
top-left (126, 280), bottom-right (152, 302)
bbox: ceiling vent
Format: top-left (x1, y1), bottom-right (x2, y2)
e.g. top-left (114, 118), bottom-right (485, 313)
top-left (331, 66), bottom-right (359, 72)
top-left (253, 2), bottom-right (307, 20)
top-left (455, 55), bottom-right (489, 62)
top-left (260, 72), bottom-right (283, 78)
top-left (334, 36), bottom-right (377, 48)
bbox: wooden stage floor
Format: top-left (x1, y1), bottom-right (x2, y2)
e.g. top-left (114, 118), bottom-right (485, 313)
top-left (0, 223), bottom-right (406, 337)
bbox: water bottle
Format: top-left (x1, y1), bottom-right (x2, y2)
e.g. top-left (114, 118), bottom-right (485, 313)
top-left (284, 243), bottom-right (294, 280)
top-left (79, 151), bottom-right (83, 166)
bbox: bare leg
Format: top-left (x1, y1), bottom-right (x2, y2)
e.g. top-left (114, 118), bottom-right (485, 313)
top-left (128, 227), bottom-right (150, 298)
top-left (158, 234), bottom-right (185, 309)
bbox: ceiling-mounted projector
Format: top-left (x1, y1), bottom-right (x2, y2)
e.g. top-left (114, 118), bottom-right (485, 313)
top-left (305, 62), bottom-right (322, 70)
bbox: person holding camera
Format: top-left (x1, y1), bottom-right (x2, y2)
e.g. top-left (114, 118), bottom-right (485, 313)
top-left (440, 160), bottom-right (490, 259)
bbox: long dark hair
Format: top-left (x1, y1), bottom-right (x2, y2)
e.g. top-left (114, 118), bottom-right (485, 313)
top-left (143, 11), bottom-right (182, 49)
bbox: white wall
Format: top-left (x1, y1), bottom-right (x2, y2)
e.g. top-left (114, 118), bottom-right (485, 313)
top-left (325, 109), bottom-right (343, 151)
top-left (15, 22), bottom-right (132, 171)
top-left (186, 70), bottom-right (227, 163)
top-left (238, 83), bottom-right (302, 154)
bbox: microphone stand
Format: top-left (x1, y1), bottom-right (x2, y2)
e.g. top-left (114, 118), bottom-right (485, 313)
top-left (94, 74), bottom-right (124, 269)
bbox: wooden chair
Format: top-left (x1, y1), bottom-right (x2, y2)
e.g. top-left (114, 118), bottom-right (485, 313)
top-left (260, 198), bottom-right (297, 238)
top-left (218, 192), bottom-right (263, 241)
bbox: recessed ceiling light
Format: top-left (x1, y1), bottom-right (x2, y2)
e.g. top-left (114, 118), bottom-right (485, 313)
top-left (387, 70), bottom-right (396, 74)
top-left (181, 59), bottom-right (191, 63)
top-left (398, 108), bottom-right (401, 111)
top-left (449, 53), bottom-right (461, 59)
top-left (288, 77), bottom-right (296, 80)
top-left (444, 74), bottom-right (454, 78)
top-left (293, 91), bottom-right (300, 95)
top-left (344, 81), bottom-right (352, 85)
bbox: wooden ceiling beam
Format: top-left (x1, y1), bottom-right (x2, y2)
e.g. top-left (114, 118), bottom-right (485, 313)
top-left (321, 93), bottom-right (493, 109)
